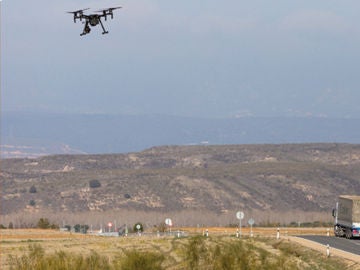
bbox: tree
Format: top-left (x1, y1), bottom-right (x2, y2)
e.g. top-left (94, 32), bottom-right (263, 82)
top-left (74, 224), bottom-right (89, 233)
top-left (37, 218), bottom-right (50, 229)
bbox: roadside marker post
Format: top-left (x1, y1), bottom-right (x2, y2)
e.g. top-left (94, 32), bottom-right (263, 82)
top-left (248, 218), bottom-right (254, 237)
top-left (326, 244), bottom-right (330, 257)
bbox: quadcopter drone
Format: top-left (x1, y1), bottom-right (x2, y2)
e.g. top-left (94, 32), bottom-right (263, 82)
top-left (67, 7), bottom-right (122, 36)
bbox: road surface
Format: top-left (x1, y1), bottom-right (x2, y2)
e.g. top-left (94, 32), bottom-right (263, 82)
top-left (298, 235), bottom-right (360, 255)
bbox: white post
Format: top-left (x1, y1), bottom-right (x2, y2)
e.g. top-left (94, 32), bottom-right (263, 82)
top-left (239, 219), bottom-right (242, 238)
top-left (276, 228), bottom-right (280, 239)
top-left (326, 244), bottom-right (330, 257)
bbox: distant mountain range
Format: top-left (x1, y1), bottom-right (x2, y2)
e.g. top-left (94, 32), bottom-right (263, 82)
top-left (2, 111), bottom-right (360, 158)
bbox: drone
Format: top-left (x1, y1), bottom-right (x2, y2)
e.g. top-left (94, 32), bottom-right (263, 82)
top-left (67, 7), bottom-right (122, 36)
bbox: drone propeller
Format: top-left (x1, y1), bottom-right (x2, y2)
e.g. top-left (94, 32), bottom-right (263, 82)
top-left (67, 8), bottom-right (90, 22)
top-left (96, 6), bottom-right (122, 12)
top-left (67, 8), bottom-right (90, 14)
top-left (96, 6), bottom-right (122, 20)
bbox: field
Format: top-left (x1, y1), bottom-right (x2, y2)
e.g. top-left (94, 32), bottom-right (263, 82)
top-left (1, 228), bottom-right (359, 270)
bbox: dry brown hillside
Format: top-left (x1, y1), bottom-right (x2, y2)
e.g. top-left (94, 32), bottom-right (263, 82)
top-left (1, 143), bottom-right (360, 227)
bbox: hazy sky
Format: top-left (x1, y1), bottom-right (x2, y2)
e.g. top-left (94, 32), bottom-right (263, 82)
top-left (2, 0), bottom-right (360, 118)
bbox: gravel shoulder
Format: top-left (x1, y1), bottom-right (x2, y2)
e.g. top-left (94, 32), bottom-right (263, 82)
top-left (288, 236), bottom-right (360, 269)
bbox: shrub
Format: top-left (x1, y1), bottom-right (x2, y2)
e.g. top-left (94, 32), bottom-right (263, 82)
top-left (89, 179), bottom-right (101, 188)
top-left (37, 218), bottom-right (50, 229)
top-left (155, 222), bottom-right (167, 233)
top-left (35, 218), bottom-right (58, 230)
top-left (117, 250), bottom-right (164, 270)
top-left (29, 185), bottom-right (37, 193)
top-left (185, 236), bottom-right (208, 270)
top-left (8, 245), bottom-right (111, 270)
top-left (74, 224), bottom-right (89, 233)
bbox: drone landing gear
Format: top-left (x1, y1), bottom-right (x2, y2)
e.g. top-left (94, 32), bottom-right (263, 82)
top-left (99, 19), bottom-right (109, 35)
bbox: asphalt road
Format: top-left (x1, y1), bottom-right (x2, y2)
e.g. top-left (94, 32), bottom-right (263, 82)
top-left (298, 235), bottom-right (360, 255)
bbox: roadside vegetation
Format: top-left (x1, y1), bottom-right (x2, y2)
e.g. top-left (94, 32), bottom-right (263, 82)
top-left (5, 235), bottom-right (349, 270)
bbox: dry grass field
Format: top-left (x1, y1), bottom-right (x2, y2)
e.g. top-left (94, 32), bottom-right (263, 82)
top-left (1, 228), bottom-right (359, 270)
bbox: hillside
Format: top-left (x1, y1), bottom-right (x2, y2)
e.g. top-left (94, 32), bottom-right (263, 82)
top-left (2, 143), bottom-right (360, 226)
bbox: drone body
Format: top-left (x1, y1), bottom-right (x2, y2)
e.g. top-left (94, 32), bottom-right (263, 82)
top-left (67, 7), bottom-right (122, 36)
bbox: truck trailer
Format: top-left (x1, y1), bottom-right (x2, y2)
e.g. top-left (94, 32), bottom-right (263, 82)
top-left (332, 195), bottom-right (360, 239)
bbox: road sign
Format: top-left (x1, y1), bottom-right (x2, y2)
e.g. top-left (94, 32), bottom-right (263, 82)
top-left (165, 218), bottom-right (172, 226)
top-left (236, 211), bottom-right (244, 238)
top-left (248, 218), bottom-right (254, 225)
top-left (236, 211), bottom-right (244, 220)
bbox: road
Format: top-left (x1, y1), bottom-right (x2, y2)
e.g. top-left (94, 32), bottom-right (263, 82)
top-left (298, 235), bottom-right (360, 255)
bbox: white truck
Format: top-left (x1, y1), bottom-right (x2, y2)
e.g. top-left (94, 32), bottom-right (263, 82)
top-left (332, 195), bottom-right (360, 239)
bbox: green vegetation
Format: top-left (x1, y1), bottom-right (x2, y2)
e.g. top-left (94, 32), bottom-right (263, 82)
top-left (36, 218), bottom-right (58, 229)
top-left (74, 224), bottom-right (89, 233)
top-left (117, 250), bottom-right (165, 270)
top-left (6, 236), bottom-right (348, 270)
top-left (8, 244), bottom-right (111, 270)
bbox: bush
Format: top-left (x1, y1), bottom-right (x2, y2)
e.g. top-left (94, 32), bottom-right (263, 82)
top-left (89, 179), bottom-right (101, 188)
top-left (29, 185), bottom-right (37, 193)
top-left (185, 236), bottom-right (208, 270)
top-left (155, 222), bottom-right (167, 233)
top-left (117, 250), bottom-right (164, 270)
top-left (36, 218), bottom-right (58, 229)
top-left (8, 245), bottom-right (111, 270)
top-left (37, 218), bottom-right (50, 229)
top-left (74, 224), bottom-right (89, 233)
